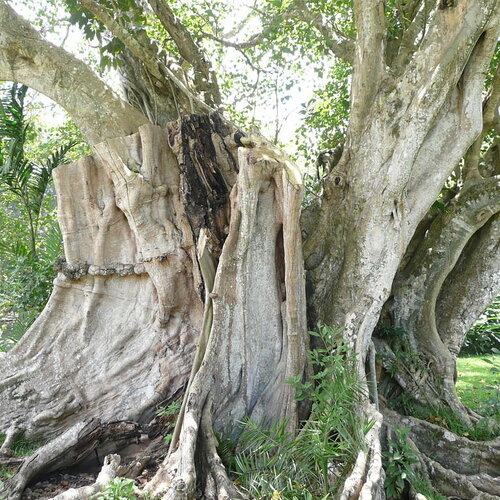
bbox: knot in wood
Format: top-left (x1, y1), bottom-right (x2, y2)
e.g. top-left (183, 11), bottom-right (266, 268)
top-left (173, 478), bottom-right (187, 491)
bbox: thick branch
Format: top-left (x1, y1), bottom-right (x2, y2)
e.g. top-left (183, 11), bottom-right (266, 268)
top-left (436, 213), bottom-right (500, 357)
top-left (349, 0), bottom-right (386, 136)
top-left (144, 0), bottom-right (221, 106)
top-left (483, 62), bottom-right (500, 132)
top-left (394, 176), bottom-right (500, 352)
top-left (463, 62), bottom-right (500, 181)
top-left (146, 0), bottom-right (206, 70)
top-left (390, 0), bottom-right (435, 70)
top-left (396, 0), bottom-right (497, 125)
top-left (0, 0), bottom-right (149, 144)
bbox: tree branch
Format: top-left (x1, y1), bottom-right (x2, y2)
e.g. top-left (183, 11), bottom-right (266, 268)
top-left (76, 0), bottom-right (216, 114)
top-left (396, 0), bottom-right (498, 124)
top-left (463, 60), bottom-right (499, 181)
top-left (482, 62), bottom-right (500, 133)
top-left (203, 1), bottom-right (354, 64)
top-left (202, 30), bottom-right (270, 50)
top-left (349, 0), bottom-right (386, 136)
top-left (394, 176), bottom-right (500, 353)
top-left (0, 0), bottom-right (149, 144)
top-left (145, 0), bottom-right (221, 105)
top-left (294, 1), bottom-right (354, 64)
top-left (389, 0), bottom-right (435, 70)
top-left (436, 213), bottom-right (500, 357)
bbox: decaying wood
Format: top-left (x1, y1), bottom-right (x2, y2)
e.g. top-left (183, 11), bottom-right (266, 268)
top-left (0, 117), bottom-right (310, 499)
top-left (146, 137), bottom-right (309, 499)
top-left (2, 421), bottom-right (139, 500)
top-left (0, 117), bottom-right (242, 498)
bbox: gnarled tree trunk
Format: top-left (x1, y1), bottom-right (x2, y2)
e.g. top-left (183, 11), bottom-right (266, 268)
top-left (0, 115), bottom-right (309, 500)
top-left (0, 0), bottom-right (499, 498)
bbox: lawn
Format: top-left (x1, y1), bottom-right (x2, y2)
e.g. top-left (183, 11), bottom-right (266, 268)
top-left (456, 354), bottom-right (499, 416)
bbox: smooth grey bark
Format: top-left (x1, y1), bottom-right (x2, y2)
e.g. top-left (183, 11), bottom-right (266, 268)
top-left (436, 213), bottom-right (500, 358)
top-left (386, 177), bottom-right (499, 422)
top-left (0, 0), bottom-right (149, 144)
top-left (306, 0), bottom-right (498, 359)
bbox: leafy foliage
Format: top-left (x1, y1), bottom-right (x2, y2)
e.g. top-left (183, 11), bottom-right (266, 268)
top-left (461, 296), bottom-right (500, 355)
top-left (231, 324), bottom-right (373, 499)
top-left (155, 401), bottom-right (182, 418)
top-left (393, 392), bottom-right (499, 441)
top-left (91, 478), bottom-right (138, 500)
top-left (383, 427), bottom-right (419, 499)
top-left (0, 83), bottom-right (78, 347)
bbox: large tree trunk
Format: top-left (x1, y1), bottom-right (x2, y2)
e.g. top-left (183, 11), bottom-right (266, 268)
top-left (1, 0), bottom-right (499, 498)
top-left (377, 177), bottom-right (500, 425)
top-left (302, 1), bottom-right (499, 494)
top-left (0, 117), bottom-right (309, 499)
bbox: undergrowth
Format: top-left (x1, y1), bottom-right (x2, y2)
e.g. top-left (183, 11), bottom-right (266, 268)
top-left (0, 432), bottom-right (44, 456)
top-left (228, 323), bottom-right (374, 499)
top-left (383, 427), bottom-right (446, 500)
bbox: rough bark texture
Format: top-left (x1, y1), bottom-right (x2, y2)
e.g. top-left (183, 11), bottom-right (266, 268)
top-left (0, 118), bottom-right (308, 499)
top-left (146, 137), bottom-right (309, 500)
top-left (0, 0), bottom-right (499, 498)
top-left (0, 124), bottom-right (205, 448)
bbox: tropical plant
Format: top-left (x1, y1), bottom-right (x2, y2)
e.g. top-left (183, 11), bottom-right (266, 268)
top-left (91, 478), bottom-right (138, 500)
top-left (382, 427), bottom-right (419, 499)
top-left (0, 83), bottom-right (76, 344)
top-left (461, 296), bottom-right (500, 355)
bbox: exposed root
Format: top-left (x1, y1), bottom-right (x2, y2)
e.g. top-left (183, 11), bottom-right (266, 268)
top-left (340, 403), bottom-right (384, 500)
top-left (196, 401), bottom-right (243, 500)
top-left (0, 421), bottom-right (139, 500)
top-left (49, 454), bottom-right (121, 500)
top-left (0, 427), bottom-right (18, 455)
top-left (383, 409), bottom-right (500, 498)
top-left (423, 456), bottom-right (500, 499)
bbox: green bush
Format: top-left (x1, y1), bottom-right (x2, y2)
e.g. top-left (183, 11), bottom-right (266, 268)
top-left (383, 427), bottom-right (419, 499)
top-left (0, 83), bottom-right (79, 348)
top-left (92, 478), bottom-right (137, 500)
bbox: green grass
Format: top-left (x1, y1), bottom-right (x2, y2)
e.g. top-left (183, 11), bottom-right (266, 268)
top-left (0, 432), bottom-right (44, 457)
top-left (0, 465), bottom-right (15, 479)
top-left (456, 354), bottom-right (499, 416)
